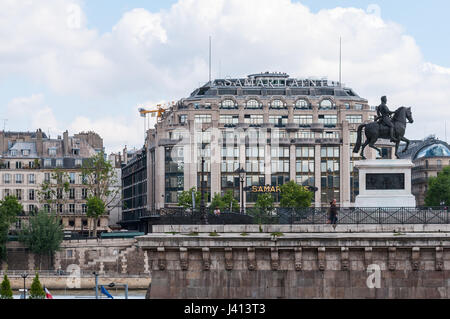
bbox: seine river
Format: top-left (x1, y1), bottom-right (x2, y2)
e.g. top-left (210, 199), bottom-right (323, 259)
top-left (13, 289), bottom-right (147, 299)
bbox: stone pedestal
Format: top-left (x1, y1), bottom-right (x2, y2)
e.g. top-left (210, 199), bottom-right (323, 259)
top-left (354, 159), bottom-right (416, 208)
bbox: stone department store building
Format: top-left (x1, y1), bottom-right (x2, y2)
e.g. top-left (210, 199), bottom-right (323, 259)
top-left (146, 72), bottom-right (394, 209)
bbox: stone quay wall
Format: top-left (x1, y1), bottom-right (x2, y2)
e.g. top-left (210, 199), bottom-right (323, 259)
top-left (2, 238), bottom-right (150, 289)
top-left (137, 225), bottom-right (450, 299)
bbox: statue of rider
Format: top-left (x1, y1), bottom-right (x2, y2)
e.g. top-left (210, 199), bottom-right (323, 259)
top-left (375, 96), bottom-right (398, 142)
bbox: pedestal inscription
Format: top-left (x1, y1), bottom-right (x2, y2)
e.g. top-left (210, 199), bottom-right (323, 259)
top-left (366, 173), bottom-right (405, 190)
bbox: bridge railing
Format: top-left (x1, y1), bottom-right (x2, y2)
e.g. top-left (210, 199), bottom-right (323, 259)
top-left (138, 207), bottom-right (450, 225)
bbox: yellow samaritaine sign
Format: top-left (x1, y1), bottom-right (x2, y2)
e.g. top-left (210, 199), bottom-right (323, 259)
top-left (250, 185), bottom-right (311, 193)
top-left (251, 185), bottom-right (281, 193)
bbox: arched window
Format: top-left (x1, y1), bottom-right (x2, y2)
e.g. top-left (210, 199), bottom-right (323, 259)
top-left (246, 99), bottom-right (261, 109)
top-left (270, 99), bottom-right (285, 109)
top-left (221, 99), bottom-right (236, 109)
top-left (295, 99), bottom-right (309, 109)
top-left (319, 99), bottom-right (334, 110)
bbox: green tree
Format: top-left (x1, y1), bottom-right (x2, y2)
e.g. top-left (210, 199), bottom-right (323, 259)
top-left (0, 274), bottom-right (13, 299)
top-left (19, 211), bottom-right (64, 270)
top-left (178, 187), bottom-right (201, 210)
top-left (249, 193), bottom-right (275, 227)
top-left (29, 273), bottom-right (45, 299)
top-left (82, 151), bottom-right (120, 237)
top-left (0, 196), bottom-right (23, 261)
top-left (425, 166), bottom-right (450, 206)
top-left (210, 190), bottom-right (240, 212)
top-left (86, 196), bottom-right (105, 237)
top-left (37, 168), bottom-right (71, 218)
top-left (280, 180), bottom-right (314, 209)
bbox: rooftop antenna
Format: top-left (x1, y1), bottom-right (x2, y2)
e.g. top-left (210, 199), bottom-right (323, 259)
top-left (445, 120), bottom-right (447, 143)
top-left (339, 36), bottom-right (342, 87)
top-left (209, 36), bottom-right (212, 84)
top-left (1, 119), bottom-right (7, 132)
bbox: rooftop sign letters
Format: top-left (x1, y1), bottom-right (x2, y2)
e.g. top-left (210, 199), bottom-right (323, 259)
top-left (213, 76), bottom-right (340, 89)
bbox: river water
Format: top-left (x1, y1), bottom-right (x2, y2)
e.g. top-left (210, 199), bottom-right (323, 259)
top-left (12, 289), bottom-right (147, 299)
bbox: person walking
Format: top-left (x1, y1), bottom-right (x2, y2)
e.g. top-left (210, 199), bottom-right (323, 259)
top-left (328, 199), bottom-right (338, 230)
top-left (214, 207), bottom-right (221, 216)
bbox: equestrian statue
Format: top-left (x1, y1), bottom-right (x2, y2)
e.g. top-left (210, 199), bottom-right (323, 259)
top-left (353, 96), bottom-right (414, 159)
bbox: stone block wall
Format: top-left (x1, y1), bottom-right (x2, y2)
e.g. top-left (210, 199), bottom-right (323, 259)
top-left (138, 226), bottom-right (450, 299)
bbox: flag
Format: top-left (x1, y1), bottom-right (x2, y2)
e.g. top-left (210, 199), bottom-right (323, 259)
top-left (44, 286), bottom-right (53, 299)
top-left (100, 286), bottom-right (114, 299)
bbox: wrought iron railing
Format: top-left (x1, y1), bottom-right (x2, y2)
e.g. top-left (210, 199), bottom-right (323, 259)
top-left (135, 207), bottom-right (450, 225)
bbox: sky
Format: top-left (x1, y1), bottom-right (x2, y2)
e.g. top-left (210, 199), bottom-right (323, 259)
top-left (1, 0), bottom-right (450, 153)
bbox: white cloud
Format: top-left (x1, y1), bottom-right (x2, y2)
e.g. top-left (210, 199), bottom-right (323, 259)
top-left (1, 0), bottom-right (450, 150)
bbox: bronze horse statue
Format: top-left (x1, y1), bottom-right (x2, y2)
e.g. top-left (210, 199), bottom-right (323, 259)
top-left (353, 106), bottom-right (414, 159)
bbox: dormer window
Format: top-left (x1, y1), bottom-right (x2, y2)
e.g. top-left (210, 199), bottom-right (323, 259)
top-left (270, 99), bottom-right (285, 109)
top-left (295, 99), bottom-right (310, 109)
top-left (246, 99), bottom-right (261, 109)
top-left (220, 99), bottom-right (236, 109)
top-left (72, 148), bottom-right (80, 156)
top-left (49, 148), bottom-right (57, 156)
top-left (10, 150), bottom-right (17, 156)
top-left (319, 99), bottom-right (335, 110)
top-left (22, 149), bottom-right (30, 156)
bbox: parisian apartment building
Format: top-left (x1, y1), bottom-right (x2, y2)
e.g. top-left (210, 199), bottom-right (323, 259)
top-left (0, 129), bottom-right (110, 235)
top-left (144, 72), bottom-right (396, 211)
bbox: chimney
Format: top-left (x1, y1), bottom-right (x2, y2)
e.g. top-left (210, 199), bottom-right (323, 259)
top-left (36, 129), bottom-right (43, 156)
top-left (63, 130), bottom-right (69, 156)
top-left (123, 145), bottom-right (128, 165)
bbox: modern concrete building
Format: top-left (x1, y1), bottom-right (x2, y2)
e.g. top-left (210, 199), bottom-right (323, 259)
top-left (399, 136), bottom-right (450, 206)
top-left (146, 72), bottom-right (395, 210)
top-left (0, 129), bottom-right (110, 235)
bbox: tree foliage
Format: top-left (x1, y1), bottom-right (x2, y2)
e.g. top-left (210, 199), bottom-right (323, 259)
top-left (82, 151), bottom-right (119, 237)
top-left (210, 190), bottom-right (240, 212)
top-left (425, 166), bottom-right (450, 206)
top-left (0, 196), bottom-right (23, 261)
top-left (19, 211), bottom-right (63, 269)
top-left (29, 273), bottom-right (45, 299)
top-left (178, 187), bottom-right (202, 210)
top-left (36, 168), bottom-right (71, 216)
top-left (0, 274), bottom-right (13, 299)
top-left (249, 193), bottom-right (275, 226)
top-left (280, 180), bottom-right (314, 209)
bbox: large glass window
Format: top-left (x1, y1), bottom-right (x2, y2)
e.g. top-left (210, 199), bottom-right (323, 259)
top-left (318, 115), bottom-right (337, 127)
top-left (244, 115), bottom-right (264, 125)
top-left (220, 115), bottom-right (239, 125)
top-left (296, 147), bottom-right (315, 187)
top-left (194, 114), bottom-right (212, 124)
top-left (269, 115), bottom-right (288, 127)
top-left (321, 146), bottom-right (340, 204)
top-left (346, 115), bottom-right (362, 124)
top-left (293, 115), bottom-right (313, 126)
top-left (165, 146), bottom-right (185, 204)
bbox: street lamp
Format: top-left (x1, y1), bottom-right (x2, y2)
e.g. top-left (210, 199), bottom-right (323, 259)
top-left (235, 167), bottom-right (246, 214)
top-left (200, 156), bottom-right (208, 225)
top-left (21, 272), bottom-right (28, 299)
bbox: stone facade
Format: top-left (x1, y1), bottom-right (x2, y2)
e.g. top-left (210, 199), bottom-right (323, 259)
top-left (145, 72), bottom-right (396, 214)
top-left (138, 225), bottom-right (450, 299)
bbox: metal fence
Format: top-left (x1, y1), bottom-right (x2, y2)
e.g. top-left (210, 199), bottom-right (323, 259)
top-left (139, 207), bottom-right (450, 225)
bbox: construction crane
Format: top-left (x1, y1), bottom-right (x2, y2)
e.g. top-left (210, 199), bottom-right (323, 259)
top-left (138, 102), bottom-right (176, 136)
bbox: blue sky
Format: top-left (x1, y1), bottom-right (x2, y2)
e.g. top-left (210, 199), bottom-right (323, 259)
top-left (2, 0), bottom-right (450, 152)
top-left (82, 0), bottom-right (450, 67)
